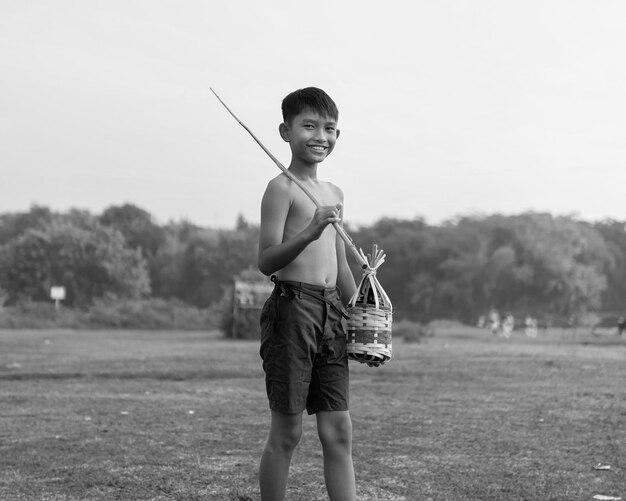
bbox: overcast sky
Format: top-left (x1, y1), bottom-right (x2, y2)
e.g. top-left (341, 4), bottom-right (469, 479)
top-left (1, 0), bottom-right (625, 228)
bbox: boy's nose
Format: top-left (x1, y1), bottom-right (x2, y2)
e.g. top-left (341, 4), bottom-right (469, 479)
top-left (314, 129), bottom-right (329, 142)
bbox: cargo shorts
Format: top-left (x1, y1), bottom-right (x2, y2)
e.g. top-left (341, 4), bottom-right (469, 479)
top-left (259, 277), bottom-right (350, 415)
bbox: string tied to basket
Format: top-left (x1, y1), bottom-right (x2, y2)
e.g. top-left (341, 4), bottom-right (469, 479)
top-left (349, 243), bottom-right (392, 312)
top-left (358, 244), bottom-right (386, 278)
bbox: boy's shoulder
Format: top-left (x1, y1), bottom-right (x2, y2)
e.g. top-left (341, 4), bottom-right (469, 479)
top-left (266, 172), bottom-right (291, 189)
top-left (265, 173), bottom-right (342, 197)
top-left (263, 174), bottom-right (292, 201)
top-left (267, 173), bottom-right (343, 191)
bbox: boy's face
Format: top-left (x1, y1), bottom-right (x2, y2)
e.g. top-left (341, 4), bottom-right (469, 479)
top-left (279, 109), bottom-right (340, 165)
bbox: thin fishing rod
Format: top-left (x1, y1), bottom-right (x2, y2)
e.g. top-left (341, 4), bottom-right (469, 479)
top-left (210, 88), bottom-right (368, 269)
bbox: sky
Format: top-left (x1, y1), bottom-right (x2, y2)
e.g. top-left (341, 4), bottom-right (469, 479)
top-left (1, 0), bottom-right (625, 228)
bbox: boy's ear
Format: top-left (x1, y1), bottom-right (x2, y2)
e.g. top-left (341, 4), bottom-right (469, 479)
top-left (336, 129), bottom-right (341, 139)
top-left (279, 122), bottom-right (290, 142)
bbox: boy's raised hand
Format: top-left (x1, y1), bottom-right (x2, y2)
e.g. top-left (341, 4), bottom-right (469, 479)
top-left (307, 203), bottom-right (342, 241)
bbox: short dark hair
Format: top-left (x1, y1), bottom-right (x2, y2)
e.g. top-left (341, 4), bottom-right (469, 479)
top-left (281, 87), bottom-right (339, 124)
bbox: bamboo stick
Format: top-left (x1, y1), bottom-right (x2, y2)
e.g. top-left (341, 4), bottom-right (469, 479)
top-left (210, 88), bottom-right (368, 269)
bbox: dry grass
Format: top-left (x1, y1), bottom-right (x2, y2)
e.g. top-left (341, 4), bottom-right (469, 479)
top-left (0, 327), bottom-right (625, 500)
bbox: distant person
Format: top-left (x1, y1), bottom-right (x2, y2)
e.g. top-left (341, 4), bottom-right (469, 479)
top-left (525, 315), bottom-right (538, 338)
top-left (618, 316), bottom-right (626, 336)
top-left (477, 315), bottom-right (486, 329)
top-left (488, 309), bottom-right (500, 336)
top-left (257, 87), bottom-right (358, 501)
top-left (502, 313), bottom-right (514, 338)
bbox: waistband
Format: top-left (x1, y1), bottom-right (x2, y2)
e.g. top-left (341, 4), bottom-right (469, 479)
top-left (272, 277), bottom-right (338, 296)
top-left (271, 276), bottom-right (348, 318)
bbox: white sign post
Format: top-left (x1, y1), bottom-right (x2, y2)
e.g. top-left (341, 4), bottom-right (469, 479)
top-left (50, 286), bottom-right (66, 310)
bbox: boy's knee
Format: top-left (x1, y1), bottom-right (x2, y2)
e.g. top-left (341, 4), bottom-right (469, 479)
top-left (318, 412), bottom-right (353, 448)
top-left (268, 420), bottom-right (302, 453)
top-left (269, 432), bottom-right (301, 454)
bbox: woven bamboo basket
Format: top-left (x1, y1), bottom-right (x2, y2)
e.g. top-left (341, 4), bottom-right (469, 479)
top-left (346, 244), bottom-right (393, 366)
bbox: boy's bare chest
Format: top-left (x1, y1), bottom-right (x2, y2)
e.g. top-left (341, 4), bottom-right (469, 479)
top-left (289, 184), bottom-right (338, 219)
top-left (285, 188), bottom-right (341, 235)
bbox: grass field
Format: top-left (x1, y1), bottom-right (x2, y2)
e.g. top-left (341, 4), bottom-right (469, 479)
top-left (1, 327), bottom-right (625, 501)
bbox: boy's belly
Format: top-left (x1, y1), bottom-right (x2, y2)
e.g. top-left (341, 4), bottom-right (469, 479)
top-left (276, 239), bottom-right (338, 287)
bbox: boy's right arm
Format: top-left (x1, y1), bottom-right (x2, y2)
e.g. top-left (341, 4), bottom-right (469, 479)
top-left (257, 178), bottom-right (341, 276)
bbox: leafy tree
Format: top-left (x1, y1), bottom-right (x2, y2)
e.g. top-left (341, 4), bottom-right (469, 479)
top-left (178, 221), bottom-right (259, 308)
top-left (99, 204), bottom-right (166, 257)
top-left (594, 220), bottom-right (626, 313)
top-left (350, 213), bottom-right (613, 323)
top-left (351, 218), bottom-right (434, 319)
top-left (0, 214), bottom-right (150, 307)
top-left (99, 204), bottom-right (169, 303)
top-left (509, 214), bottom-right (612, 318)
top-left (0, 205), bottom-right (54, 245)
top-left (149, 222), bottom-right (219, 301)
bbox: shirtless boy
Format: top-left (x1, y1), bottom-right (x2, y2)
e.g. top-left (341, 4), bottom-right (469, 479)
top-left (257, 87), bottom-right (358, 501)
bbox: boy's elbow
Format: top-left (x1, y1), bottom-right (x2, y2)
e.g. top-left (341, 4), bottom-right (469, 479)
top-left (257, 257), bottom-right (273, 277)
top-left (258, 265), bottom-right (272, 277)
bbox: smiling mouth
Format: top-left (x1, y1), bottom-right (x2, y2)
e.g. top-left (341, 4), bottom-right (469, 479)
top-left (308, 145), bottom-right (328, 152)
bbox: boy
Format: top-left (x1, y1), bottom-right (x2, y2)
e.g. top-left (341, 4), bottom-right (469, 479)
top-left (257, 87), bottom-right (358, 501)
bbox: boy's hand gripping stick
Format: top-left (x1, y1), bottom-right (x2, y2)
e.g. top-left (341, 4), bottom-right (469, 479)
top-left (211, 88), bottom-right (369, 270)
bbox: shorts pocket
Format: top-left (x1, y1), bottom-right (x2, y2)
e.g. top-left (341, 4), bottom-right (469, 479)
top-left (259, 292), bottom-right (277, 360)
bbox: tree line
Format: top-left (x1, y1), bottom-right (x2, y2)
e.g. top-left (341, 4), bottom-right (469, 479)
top-left (0, 204), bottom-right (624, 324)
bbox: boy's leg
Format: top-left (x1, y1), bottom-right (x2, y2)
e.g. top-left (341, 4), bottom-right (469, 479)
top-left (316, 410), bottom-right (357, 501)
top-left (259, 410), bottom-right (303, 501)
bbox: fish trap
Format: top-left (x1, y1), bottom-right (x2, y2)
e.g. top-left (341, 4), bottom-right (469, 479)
top-left (346, 244), bottom-right (393, 366)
